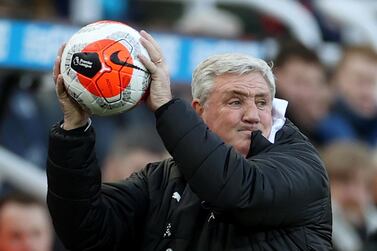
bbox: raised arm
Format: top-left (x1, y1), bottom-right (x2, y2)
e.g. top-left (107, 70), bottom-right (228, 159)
top-left (47, 45), bottom-right (150, 250)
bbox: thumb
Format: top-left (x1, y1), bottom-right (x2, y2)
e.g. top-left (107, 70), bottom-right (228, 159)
top-left (55, 75), bottom-right (69, 100)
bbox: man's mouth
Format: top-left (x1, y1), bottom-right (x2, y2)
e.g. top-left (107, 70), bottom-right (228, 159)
top-left (238, 127), bottom-right (258, 132)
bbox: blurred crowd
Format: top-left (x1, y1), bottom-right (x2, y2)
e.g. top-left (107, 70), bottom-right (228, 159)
top-left (1, 1), bottom-right (377, 251)
top-left (273, 40), bottom-right (377, 251)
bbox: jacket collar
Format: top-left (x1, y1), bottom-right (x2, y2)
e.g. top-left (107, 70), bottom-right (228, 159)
top-left (246, 119), bottom-right (303, 158)
top-left (246, 130), bottom-right (272, 158)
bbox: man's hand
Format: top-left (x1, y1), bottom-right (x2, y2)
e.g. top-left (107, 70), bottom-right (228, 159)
top-left (53, 44), bottom-right (90, 130)
top-left (138, 30), bottom-right (172, 111)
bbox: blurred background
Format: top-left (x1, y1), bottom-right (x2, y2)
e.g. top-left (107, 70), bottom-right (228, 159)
top-left (0, 0), bottom-right (377, 250)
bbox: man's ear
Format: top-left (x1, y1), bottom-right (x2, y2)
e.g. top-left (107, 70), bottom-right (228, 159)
top-left (192, 99), bottom-right (204, 116)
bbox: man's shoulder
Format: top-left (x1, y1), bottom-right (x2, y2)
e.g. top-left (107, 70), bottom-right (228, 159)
top-left (143, 158), bottom-right (182, 182)
top-left (279, 119), bottom-right (307, 140)
top-left (270, 120), bottom-right (319, 155)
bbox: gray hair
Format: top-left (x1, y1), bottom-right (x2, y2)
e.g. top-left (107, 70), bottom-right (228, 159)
top-left (191, 53), bottom-right (276, 104)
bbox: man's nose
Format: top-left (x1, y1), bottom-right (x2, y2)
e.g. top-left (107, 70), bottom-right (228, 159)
top-left (242, 103), bottom-right (260, 123)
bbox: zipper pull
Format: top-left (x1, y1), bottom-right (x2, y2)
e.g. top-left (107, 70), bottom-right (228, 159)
top-left (208, 211), bottom-right (215, 223)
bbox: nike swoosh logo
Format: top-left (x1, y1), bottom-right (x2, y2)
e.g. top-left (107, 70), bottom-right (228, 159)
top-left (110, 51), bottom-right (148, 72)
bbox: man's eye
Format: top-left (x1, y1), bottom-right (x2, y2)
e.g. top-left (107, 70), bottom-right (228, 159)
top-left (256, 100), bottom-right (267, 108)
top-left (229, 100), bottom-right (241, 105)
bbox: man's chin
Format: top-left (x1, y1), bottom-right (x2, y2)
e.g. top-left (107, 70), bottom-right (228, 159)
top-left (234, 142), bottom-right (251, 156)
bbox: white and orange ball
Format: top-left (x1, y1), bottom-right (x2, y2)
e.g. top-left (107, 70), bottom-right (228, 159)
top-left (60, 21), bottom-right (151, 116)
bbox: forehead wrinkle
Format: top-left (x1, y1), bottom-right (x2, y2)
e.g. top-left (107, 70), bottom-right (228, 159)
top-left (224, 90), bottom-right (249, 97)
top-left (223, 89), bottom-right (270, 99)
top-left (255, 92), bottom-right (270, 99)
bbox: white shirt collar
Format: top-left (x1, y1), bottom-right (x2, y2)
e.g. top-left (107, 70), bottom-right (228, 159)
top-left (267, 98), bottom-right (288, 143)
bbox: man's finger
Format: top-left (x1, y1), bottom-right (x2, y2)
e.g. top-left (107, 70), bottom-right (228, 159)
top-left (140, 30), bottom-right (163, 55)
top-left (138, 54), bottom-right (157, 74)
top-left (58, 43), bottom-right (66, 57)
top-left (139, 37), bottom-right (161, 65)
top-left (53, 56), bottom-right (61, 84)
top-left (55, 75), bottom-right (68, 99)
top-left (53, 43), bottom-right (66, 83)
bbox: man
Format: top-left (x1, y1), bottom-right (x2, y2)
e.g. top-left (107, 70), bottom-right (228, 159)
top-left (0, 193), bottom-right (53, 251)
top-left (274, 41), bottom-right (331, 145)
top-left (102, 125), bottom-right (168, 182)
top-left (321, 141), bottom-right (377, 251)
top-left (47, 31), bottom-right (332, 250)
top-left (316, 45), bottom-right (377, 146)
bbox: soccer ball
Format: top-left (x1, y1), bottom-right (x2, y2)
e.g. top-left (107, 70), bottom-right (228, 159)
top-left (60, 21), bottom-right (151, 116)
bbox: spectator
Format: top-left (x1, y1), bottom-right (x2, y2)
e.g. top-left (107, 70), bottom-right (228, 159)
top-left (321, 141), bottom-right (377, 251)
top-left (317, 45), bottom-right (377, 146)
top-left (102, 125), bottom-right (168, 182)
top-left (274, 40), bottom-right (331, 145)
top-left (0, 75), bottom-right (48, 169)
top-left (0, 192), bottom-right (53, 251)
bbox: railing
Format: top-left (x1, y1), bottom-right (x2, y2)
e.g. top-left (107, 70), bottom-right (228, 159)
top-left (0, 146), bottom-right (47, 201)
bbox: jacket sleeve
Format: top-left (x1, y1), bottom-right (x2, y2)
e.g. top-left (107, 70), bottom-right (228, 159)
top-left (155, 99), bottom-right (329, 228)
top-left (46, 123), bottom-right (149, 250)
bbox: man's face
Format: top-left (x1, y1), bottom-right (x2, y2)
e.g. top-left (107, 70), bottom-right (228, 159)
top-left (276, 58), bottom-right (329, 127)
top-left (103, 149), bottom-right (168, 182)
top-left (0, 202), bottom-right (53, 251)
top-left (336, 55), bottom-right (377, 117)
top-left (193, 72), bottom-right (273, 156)
top-left (331, 169), bottom-right (369, 225)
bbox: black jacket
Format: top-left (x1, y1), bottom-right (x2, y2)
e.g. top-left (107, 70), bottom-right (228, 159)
top-left (47, 99), bottom-right (332, 250)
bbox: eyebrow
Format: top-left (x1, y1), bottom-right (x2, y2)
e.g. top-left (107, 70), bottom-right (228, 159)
top-left (224, 90), bottom-right (270, 98)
